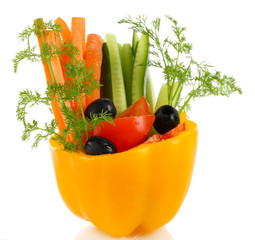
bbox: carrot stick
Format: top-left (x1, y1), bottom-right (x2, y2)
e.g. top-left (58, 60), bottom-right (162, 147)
top-left (37, 34), bottom-right (66, 132)
top-left (69, 30), bottom-right (87, 113)
top-left (55, 17), bottom-right (71, 43)
top-left (34, 19), bottom-right (67, 134)
top-left (54, 18), bottom-right (72, 81)
top-left (45, 31), bottom-right (67, 86)
top-left (84, 34), bottom-right (103, 106)
top-left (54, 30), bottom-right (68, 81)
top-left (71, 17), bottom-right (86, 59)
top-left (46, 31), bottom-right (74, 142)
top-left (34, 19), bottom-right (72, 142)
top-left (71, 30), bottom-right (83, 61)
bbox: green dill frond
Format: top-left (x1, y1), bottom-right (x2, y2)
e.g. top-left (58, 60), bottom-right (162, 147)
top-left (119, 15), bottom-right (242, 112)
top-left (89, 111), bottom-right (115, 130)
top-left (26, 120), bottom-right (57, 148)
top-left (33, 19), bottom-right (63, 37)
top-left (13, 46), bottom-right (41, 73)
top-left (16, 89), bottom-right (51, 124)
top-left (52, 133), bottom-right (78, 152)
top-left (16, 89), bottom-right (57, 148)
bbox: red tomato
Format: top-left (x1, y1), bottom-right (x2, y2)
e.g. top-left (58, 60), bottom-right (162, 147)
top-left (164, 126), bottom-right (180, 138)
top-left (117, 96), bottom-right (153, 118)
top-left (145, 123), bottom-right (186, 144)
top-left (92, 115), bottom-right (155, 152)
top-left (177, 122), bottom-right (186, 132)
top-left (144, 134), bottom-right (164, 144)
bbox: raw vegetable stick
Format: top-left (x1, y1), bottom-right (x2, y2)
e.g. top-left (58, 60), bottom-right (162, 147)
top-left (104, 33), bottom-right (127, 113)
top-left (45, 31), bottom-right (74, 142)
top-left (131, 33), bottom-right (149, 104)
top-left (55, 17), bottom-right (71, 43)
top-left (52, 26), bottom-right (76, 84)
top-left (71, 30), bottom-right (83, 60)
top-left (44, 31), bottom-right (72, 111)
top-left (54, 31), bottom-right (69, 81)
top-left (145, 70), bottom-right (155, 112)
top-left (37, 36), bottom-right (66, 132)
top-left (54, 18), bottom-right (72, 81)
top-left (84, 34), bottom-right (103, 105)
top-left (132, 30), bottom-right (139, 57)
top-left (34, 20), bottom-right (67, 135)
top-left (120, 43), bottom-right (133, 107)
top-left (71, 17), bottom-right (86, 59)
top-left (45, 31), bottom-right (68, 87)
top-left (70, 30), bottom-right (86, 112)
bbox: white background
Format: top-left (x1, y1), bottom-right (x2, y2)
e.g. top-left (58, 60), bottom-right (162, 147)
top-left (0, 0), bottom-right (255, 239)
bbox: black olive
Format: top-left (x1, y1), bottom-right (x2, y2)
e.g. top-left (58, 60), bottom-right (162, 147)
top-left (85, 136), bottom-right (117, 155)
top-left (153, 105), bottom-right (180, 134)
top-left (85, 98), bottom-right (117, 119)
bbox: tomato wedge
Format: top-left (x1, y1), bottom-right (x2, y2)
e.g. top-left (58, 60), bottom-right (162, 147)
top-left (92, 115), bottom-right (155, 152)
top-left (145, 122), bottom-right (186, 144)
top-left (117, 96), bottom-right (153, 118)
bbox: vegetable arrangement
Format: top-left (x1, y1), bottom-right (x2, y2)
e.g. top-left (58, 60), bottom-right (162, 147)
top-left (14, 15), bottom-right (241, 155)
top-left (14, 15), bottom-right (241, 236)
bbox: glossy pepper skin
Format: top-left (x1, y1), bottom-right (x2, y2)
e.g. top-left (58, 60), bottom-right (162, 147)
top-left (49, 115), bottom-right (198, 237)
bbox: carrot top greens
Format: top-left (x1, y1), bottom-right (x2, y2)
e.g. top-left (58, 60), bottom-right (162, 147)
top-left (14, 19), bottom-right (113, 152)
top-left (118, 15), bottom-right (242, 112)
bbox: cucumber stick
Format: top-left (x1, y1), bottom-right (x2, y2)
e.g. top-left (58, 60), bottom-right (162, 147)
top-left (132, 30), bottom-right (140, 57)
top-left (104, 34), bottom-right (127, 113)
top-left (100, 43), bottom-right (112, 100)
top-left (155, 82), bottom-right (183, 112)
top-left (155, 83), bottom-right (168, 112)
top-left (131, 33), bottom-right (149, 104)
top-left (145, 70), bottom-right (155, 112)
top-left (118, 43), bottom-right (122, 58)
top-left (120, 43), bottom-right (134, 107)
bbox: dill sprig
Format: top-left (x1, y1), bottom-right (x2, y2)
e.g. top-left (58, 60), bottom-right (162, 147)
top-left (118, 15), bottom-right (242, 112)
top-left (14, 19), bottom-right (112, 152)
top-left (16, 89), bottom-right (57, 148)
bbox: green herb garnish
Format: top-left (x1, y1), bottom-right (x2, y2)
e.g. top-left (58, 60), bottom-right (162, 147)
top-left (118, 15), bottom-right (242, 112)
top-left (14, 19), bottom-right (113, 152)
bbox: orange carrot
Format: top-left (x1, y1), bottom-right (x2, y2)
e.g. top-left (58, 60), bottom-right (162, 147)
top-left (71, 17), bottom-right (86, 59)
top-left (37, 34), bottom-right (66, 132)
top-left (55, 17), bottom-right (71, 43)
top-left (84, 34), bottom-right (103, 106)
top-left (69, 30), bottom-right (87, 113)
top-left (34, 19), bottom-right (67, 133)
top-left (54, 30), bottom-right (68, 81)
top-left (34, 19), bottom-right (71, 141)
top-left (71, 30), bottom-right (83, 61)
top-left (45, 31), bottom-right (67, 86)
top-left (54, 18), bottom-right (72, 83)
top-left (45, 31), bottom-right (74, 142)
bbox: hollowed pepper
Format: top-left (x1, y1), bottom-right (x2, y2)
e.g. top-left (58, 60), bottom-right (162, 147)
top-left (49, 117), bottom-right (198, 237)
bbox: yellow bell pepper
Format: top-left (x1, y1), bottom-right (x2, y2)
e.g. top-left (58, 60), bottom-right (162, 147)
top-left (49, 115), bottom-right (198, 237)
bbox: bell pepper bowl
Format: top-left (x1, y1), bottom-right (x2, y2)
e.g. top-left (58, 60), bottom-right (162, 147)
top-left (49, 118), bottom-right (198, 237)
